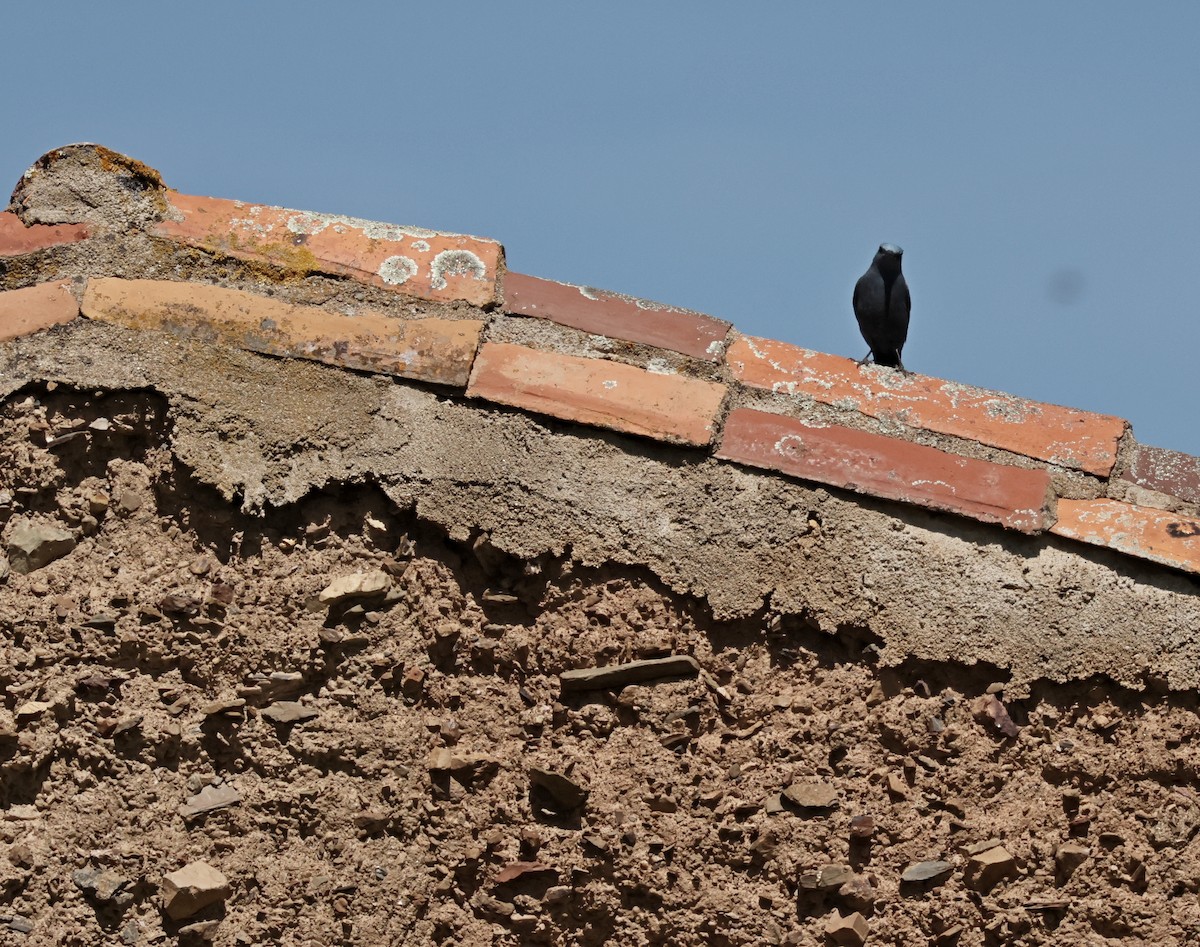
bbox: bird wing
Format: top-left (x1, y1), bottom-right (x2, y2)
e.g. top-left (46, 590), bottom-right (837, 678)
top-left (895, 276), bottom-right (912, 346)
top-left (852, 273), bottom-right (872, 326)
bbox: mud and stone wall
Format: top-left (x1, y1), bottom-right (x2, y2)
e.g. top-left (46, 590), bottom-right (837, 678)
top-left (0, 146), bottom-right (1198, 945)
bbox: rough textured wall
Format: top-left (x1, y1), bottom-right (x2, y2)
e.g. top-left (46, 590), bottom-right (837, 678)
top-left (1, 145), bottom-right (1199, 946)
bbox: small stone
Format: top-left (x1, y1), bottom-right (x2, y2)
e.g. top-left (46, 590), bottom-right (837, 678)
top-left (529, 767), bottom-right (588, 812)
top-left (1055, 843), bottom-right (1089, 881)
top-left (74, 867), bottom-right (129, 903)
top-left (7, 917), bottom-right (33, 934)
top-left (837, 874), bottom-right (879, 911)
top-left (7, 519), bottom-right (76, 574)
top-left (14, 701), bottom-right (51, 722)
top-left (901, 860), bottom-right (953, 884)
top-left (261, 701), bottom-right (319, 725)
top-left (886, 773), bottom-right (908, 799)
top-left (200, 698), bottom-right (245, 717)
top-left (179, 784), bottom-right (242, 821)
top-left (965, 845), bottom-right (1017, 891)
top-left (659, 732), bottom-right (691, 751)
top-left (110, 715), bottom-right (143, 737)
top-left (118, 491), bottom-right (143, 513)
top-left (353, 810), bottom-right (391, 832)
top-left (159, 592), bottom-right (201, 616)
top-left (401, 667), bottom-right (425, 700)
top-left (471, 891), bottom-right (514, 917)
top-left (542, 885), bottom-right (571, 905)
top-left (824, 910), bottom-right (870, 946)
top-left (963, 837), bottom-right (1005, 856)
top-left (972, 694), bottom-right (1019, 738)
top-left (494, 861), bottom-right (557, 885)
top-left (161, 861), bottom-right (230, 920)
top-left (799, 864), bottom-right (853, 892)
top-left (427, 749), bottom-right (495, 780)
top-left (781, 781), bottom-right (839, 812)
top-left (558, 655), bottom-right (701, 692)
top-left (318, 570), bottom-right (392, 606)
top-left (848, 814), bottom-right (876, 840)
top-left (178, 920), bottom-right (221, 940)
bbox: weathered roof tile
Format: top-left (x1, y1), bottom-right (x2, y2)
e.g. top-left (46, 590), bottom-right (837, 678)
top-left (1052, 498), bottom-right (1200, 574)
top-left (467, 341), bottom-right (727, 446)
top-left (1119, 442), bottom-right (1200, 506)
top-left (727, 335), bottom-right (1127, 476)
top-left (504, 272), bottom-right (730, 361)
top-left (0, 281), bottom-right (80, 342)
top-left (0, 211), bottom-right (88, 256)
top-left (81, 278), bottom-right (482, 387)
top-left (716, 406), bottom-right (1053, 533)
top-left (154, 193), bottom-right (503, 307)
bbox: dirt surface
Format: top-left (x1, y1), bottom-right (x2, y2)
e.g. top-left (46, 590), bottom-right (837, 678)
top-left (1, 373), bottom-right (1199, 947)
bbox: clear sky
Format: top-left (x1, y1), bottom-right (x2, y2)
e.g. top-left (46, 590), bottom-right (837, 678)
top-left (4, 3), bottom-right (1198, 454)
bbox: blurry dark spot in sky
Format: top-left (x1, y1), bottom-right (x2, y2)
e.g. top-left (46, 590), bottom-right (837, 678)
top-left (1046, 267), bottom-right (1085, 305)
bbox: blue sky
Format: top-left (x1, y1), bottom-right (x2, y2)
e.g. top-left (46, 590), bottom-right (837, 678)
top-left (5, 3), bottom-right (1199, 454)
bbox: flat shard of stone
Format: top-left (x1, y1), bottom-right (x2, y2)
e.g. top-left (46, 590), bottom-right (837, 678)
top-left (900, 860), bottom-right (953, 884)
top-left (528, 767), bottom-right (589, 810)
top-left (179, 784), bottom-right (242, 820)
top-left (161, 860), bottom-right (230, 920)
top-left (559, 655), bottom-right (701, 692)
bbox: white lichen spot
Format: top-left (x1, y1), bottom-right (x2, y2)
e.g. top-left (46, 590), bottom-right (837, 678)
top-left (912, 479), bottom-right (956, 493)
top-left (646, 358), bottom-right (674, 375)
top-left (774, 434), bottom-right (807, 454)
top-left (430, 249), bottom-right (486, 290)
top-left (603, 380), bottom-right (618, 390)
top-left (984, 399), bottom-right (1032, 422)
top-left (229, 217), bottom-right (274, 236)
top-left (378, 255), bottom-right (419, 285)
top-left (579, 286), bottom-right (601, 301)
top-left (285, 210), bottom-right (437, 242)
top-left (706, 339), bottom-right (726, 357)
top-left (411, 240), bottom-right (430, 252)
top-left (396, 348), bottom-right (419, 367)
top-left (771, 381), bottom-right (800, 396)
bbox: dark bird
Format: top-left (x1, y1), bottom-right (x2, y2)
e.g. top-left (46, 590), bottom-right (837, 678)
top-left (852, 243), bottom-right (910, 371)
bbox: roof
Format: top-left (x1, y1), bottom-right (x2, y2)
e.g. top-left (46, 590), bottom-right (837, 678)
top-left (2, 143), bottom-right (1199, 580)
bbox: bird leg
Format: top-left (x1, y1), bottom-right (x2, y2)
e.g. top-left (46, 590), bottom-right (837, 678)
top-left (857, 351), bottom-right (874, 366)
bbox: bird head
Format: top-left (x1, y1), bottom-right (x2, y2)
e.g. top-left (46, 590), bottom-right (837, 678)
top-left (874, 243), bottom-right (904, 274)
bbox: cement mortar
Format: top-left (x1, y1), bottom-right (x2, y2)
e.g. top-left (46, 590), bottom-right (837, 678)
top-left (4, 320), bottom-right (1197, 694)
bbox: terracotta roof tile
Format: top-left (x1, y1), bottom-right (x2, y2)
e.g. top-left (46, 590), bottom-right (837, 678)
top-left (467, 341), bottom-right (727, 446)
top-left (716, 406), bottom-right (1053, 533)
top-left (504, 272), bottom-right (730, 361)
top-left (1119, 443), bottom-right (1200, 506)
top-left (81, 277), bottom-right (482, 387)
top-left (1052, 498), bottom-right (1200, 574)
top-left (727, 334), bottom-right (1127, 476)
top-left (0, 211), bottom-right (88, 256)
top-left (154, 193), bottom-right (503, 307)
top-left (0, 281), bottom-right (80, 341)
